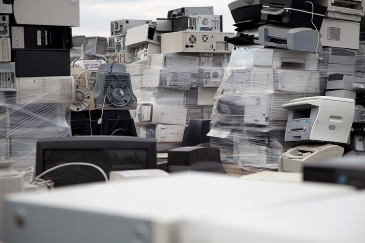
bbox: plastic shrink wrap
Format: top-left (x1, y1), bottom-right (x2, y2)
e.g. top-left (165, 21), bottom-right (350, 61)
top-left (209, 46), bottom-right (337, 171)
top-left (0, 77), bottom-right (74, 174)
top-left (128, 53), bottom-right (230, 151)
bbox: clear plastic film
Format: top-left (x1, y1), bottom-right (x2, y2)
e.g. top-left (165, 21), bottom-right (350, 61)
top-left (127, 53), bottom-right (231, 152)
top-left (209, 45), bottom-right (358, 170)
top-left (0, 78), bottom-right (74, 174)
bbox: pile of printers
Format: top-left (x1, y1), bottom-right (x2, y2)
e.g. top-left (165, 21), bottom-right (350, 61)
top-left (209, 0), bottom-right (364, 171)
top-left (105, 7), bottom-right (235, 151)
top-left (0, 0), bottom-right (80, 174)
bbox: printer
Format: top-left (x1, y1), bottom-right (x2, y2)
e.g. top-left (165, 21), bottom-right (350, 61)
top-left (279, 144), bottom-right (344, 172)
top-left (354, 105), bottom-right (365, 123)
top-left (320, 48), bottom-right (356, 76)
top-left (228, 0), bottom-right (264, 31)
top-left (243, 93), bottom-right (303, 126)
top-left (282, 96), bottom-right (355, 143)
top-left (253, 48), bottom-right (319, 70)
top-left (348, 131), bottom-right (365, 152)
top-left (326, 74), bottom-right (365, 91)
top-left (248, 67), bottom-right (320, 94)
top-left (316, 0), bottom-right (365, 22)
top-left (233, 127), bottom-right (286, 165)
top-left (320, 19), bottom-right (359, 50)
top-left (255, 25), bottom-right (323, 53)
top-left (325, 73), bottom-right (365, 100)
top-left (262, 0), bottom-right (327, 30)
top-left (133, 102), bottom-right (187, 126)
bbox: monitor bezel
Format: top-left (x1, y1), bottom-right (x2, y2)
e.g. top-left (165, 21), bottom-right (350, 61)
top-left (35, 136), bottom-right (157, 176)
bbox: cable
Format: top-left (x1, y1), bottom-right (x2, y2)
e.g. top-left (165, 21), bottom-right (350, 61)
top-left (96, 69), bottom-right (124, 125)
top-left (109, 114), bottom-right (120, 134)
top-left (305, 1), bottom-right (323, 60)
top-left (31, 162), bottom-right (108, 187)
top-left (88, 109), bottom-right (93, 136)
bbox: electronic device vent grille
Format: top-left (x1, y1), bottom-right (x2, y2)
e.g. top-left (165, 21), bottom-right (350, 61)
top-left (0, 15), bottom-right (9, 37)
top-left (189, 35), bottom-right (197, 44)
top-left (327, 27), bottom-right (341, 41)
top-left (88, 71), bottom-right (97, 91)
top-left (83, 60), bottom-right (102, 70)
top-left (216, 41), bottom-right (227, 51)
top-left (202, 35), bottom-right (209, 42)
top-left (69, 84), bottom-right (91, 112)
top-left (104, 74), bottom-right (132, 107)
top-left (0, 173), bottom-right (24, 241)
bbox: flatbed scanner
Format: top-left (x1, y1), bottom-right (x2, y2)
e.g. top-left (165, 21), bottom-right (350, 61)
top-left (255, 25), bottom-right (323, 53)
top-left (282, 96), bottom-right (355, 143)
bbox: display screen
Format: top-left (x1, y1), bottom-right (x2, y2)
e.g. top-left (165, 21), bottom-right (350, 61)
top-left (43, 149), bottom-right (148, 187)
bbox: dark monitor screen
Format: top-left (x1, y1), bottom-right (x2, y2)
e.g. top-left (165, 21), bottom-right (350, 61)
top-left (36, 136), bottom-right (157, 187)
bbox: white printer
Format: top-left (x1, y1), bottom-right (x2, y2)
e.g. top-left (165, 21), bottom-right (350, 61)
top-left (278, 144), bottom-right (344, 172)
top-left (253, 48), bottom-right (319, 70)
top-left (326, 74), bottom-right (365, 91)
top-left (320, 48), bottom-right (357, 76)
top-left (133, 102), bottom-right (187, 126)
top-left (244, 93), bottom-right (305, 126)
top-left (316, 0), bottom-right (365, 22)
top-left (283, 96), bottom-right (355, 143)
top-left (320, 19), bottom-right (359, 50)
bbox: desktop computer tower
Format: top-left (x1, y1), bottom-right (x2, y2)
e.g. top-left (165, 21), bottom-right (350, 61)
top-left (11, 26), bottom-right (72, 50)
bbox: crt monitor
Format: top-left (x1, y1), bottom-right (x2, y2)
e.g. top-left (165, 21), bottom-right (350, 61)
top-left (35, 136), bottom-right (157, 187)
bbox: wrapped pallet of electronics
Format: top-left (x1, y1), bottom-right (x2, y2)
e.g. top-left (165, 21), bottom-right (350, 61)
top-left (0, 76), bottom-right (75, 174)
top-left (127, 53), bottom-right (230, 151)
top-left (209, 46), bottom-right (333, 171)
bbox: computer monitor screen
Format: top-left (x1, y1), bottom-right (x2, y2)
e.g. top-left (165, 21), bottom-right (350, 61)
top-left (36, 136), bottom-right (157, 187)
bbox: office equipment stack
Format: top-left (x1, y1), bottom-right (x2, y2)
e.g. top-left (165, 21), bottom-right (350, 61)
top-left (209, 0), bottom-right (364, 172)
top-left (209, 46), bottom-right (327, 170)
top-left (111, 6), bottom-right (235, 151)
top-left (0, 0), bottom-right (80, 175)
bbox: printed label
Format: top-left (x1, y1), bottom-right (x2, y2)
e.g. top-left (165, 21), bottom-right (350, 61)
top-left (207, 129), bottom-right (230, 138)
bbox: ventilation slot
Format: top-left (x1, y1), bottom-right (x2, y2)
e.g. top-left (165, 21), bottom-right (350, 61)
top-left (191, 17), bottom-right (196, 30)
top-left (216, 42), bottom-right (227, 51)
top-left (327, 27), bottom-right (341, 41)
top-left (202, 35), bottom-right (209, 42)
top-left (213, 20), bottom-right (220, 31)
top-left (189, 35), bottom-right (197, 44)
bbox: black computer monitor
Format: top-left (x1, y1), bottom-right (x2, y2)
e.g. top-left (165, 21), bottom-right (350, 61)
top-left (35, 136), bottom-right (157, 187)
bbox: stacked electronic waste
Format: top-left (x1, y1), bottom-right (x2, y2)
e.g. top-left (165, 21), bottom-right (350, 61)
top-left (0, 1), bottom-right (80, 179)
top-left (209, 0), bottom-right (365, 172)
top-left (105, 7), bottom-right (236, 151)
top-left (0, 0), bottom-right (81, 241)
